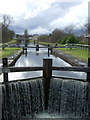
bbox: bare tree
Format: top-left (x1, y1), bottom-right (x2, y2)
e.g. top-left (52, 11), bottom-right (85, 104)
top-left (64, 24), bottom-right (75, 34)
top-left (2, 14), bottom-right (13, 28)
top-left (77, 22), bottom-right (88, 36)
top-left (1, 14), bottom-right (14, 50)
top-left (77, 17), bottom-right (88, 36)
top-left (50, 28), bottom-right (66, 43)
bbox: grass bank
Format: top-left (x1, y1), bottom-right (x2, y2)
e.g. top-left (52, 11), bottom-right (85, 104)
top-left (39, 41), bottom-right (89, 62)
top-left (57, 48), bottom-right (89, 62)
top-left (39, 42), bottom-right (55, 46)
top-left (39, 42), bottom-right (64, 47)
top-left (6, 39), bottom-right (17, 44)
top-left (1, 39), bottom-right (17, 47)
top-left (0, 47), bottom-right (21, 58)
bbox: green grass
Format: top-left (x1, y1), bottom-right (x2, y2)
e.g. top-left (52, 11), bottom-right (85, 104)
top-left (57, 48), bottom-right (89, 62)
top-left (0, 47), bottom-right (21, 58)
top-left (2, 39), bottom-right (17, 47)
top-left (39, 42), bottom-right (54, 46)
top-left (7, 39), bottom-right (17, 44)
top-left (39, 42), bottom-right (64, 47)
top-left (38, 41), bottom-right (89, 62)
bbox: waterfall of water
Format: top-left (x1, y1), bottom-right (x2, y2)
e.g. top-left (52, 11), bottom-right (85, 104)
top-left (1, 79), bottom-right (44, 119)
top-left (1, 78), bottom-right (90, 119)
top-left (48, 78), bottom-right (90, 118)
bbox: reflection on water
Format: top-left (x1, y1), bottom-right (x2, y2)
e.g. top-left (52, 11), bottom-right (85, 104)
top-left (0, 44), bottom-right (86, 82)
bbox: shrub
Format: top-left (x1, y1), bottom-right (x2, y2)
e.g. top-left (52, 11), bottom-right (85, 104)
top-left (66, 35), bottom-right (79, 44)
top-left (61, 36), bottom-right (69, 44)
top-left (58, 37), bottom-right (63, 43)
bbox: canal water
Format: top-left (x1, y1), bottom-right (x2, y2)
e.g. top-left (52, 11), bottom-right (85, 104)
top-left (7, 43), bottom-right (86, 81)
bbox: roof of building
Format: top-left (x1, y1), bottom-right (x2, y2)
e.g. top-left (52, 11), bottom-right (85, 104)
top-left (85, 34), bottom-right (90, 38)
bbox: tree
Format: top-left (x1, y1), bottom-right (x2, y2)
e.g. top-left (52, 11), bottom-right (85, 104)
top-left (0, 14), bottom-right (14, 50)
top-left (77, 17), bottom-right (88, 36)
top-left (61, 36), bottom-right (69, 44)
top-left (24, 29), bottom-right (29, 38)
top-left (1, 14), bottom-right (14, 43)
top-left (64, 24), bottom-right (75, 34)
top-left (2, 14), bottom-right (13, 28)
top-left (7, 29), bottom-right (15, 40)
top-left (23, 29), bottom-right (29, 44)
top-left (50, 28), bottom-right (66, 43)
top-left (38, 35), bottom-right (49, 42)
top-left (66, 35), bottom-right (79, 44)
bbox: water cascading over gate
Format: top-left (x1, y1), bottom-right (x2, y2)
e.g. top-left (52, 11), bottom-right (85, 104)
top-left (48, 78), bottom-right (90, 118)
top-left (1, 79), bottom-right (44, 119)
top-left (1, 78), bottom-right (90, 119)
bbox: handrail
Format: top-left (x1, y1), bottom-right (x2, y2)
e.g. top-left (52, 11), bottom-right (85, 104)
top-left (0, 66), bottom-right (43, 73)
top-left (1, 66), bottom-right (90, 73)
top-left (1, 57), bottom-right (90, 82)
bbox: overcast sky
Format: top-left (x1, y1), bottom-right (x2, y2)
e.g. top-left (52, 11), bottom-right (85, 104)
top-left (0, 0), bottom-right (89, 35)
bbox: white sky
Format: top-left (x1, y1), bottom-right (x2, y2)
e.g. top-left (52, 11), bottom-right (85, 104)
top-left (0, 0), bottom-right (89, 34)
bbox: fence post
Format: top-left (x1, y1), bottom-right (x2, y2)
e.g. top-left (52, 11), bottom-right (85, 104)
top-left (3, 58), bottom-right (11, 119)
top-left (50, 47), bottom-right (52, 54)
top-left (43, 58), bottom-right (52, 109)
top-left (48, 44), bottom-right (50, 57)
top-left (36, 44), bottom-right (39, 51)
top-left (2, 58), bottom-right (8, 82)
top-left (22, 47), bottom-right (24, 54)
top-left (25, 43), bottom-right (27, 55)
top-left (34, 40), bottom-right (35, 44)
top-left (55, 43), bottom-right (58, 47)
top-left (87, 58), bottom-right (90, 82)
